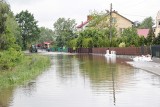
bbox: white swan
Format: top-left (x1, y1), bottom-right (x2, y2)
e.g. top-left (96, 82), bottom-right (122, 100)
top-left (105, 50), bottom-right (116, 57)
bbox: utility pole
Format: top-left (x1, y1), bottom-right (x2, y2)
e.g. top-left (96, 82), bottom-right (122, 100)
top-left (109, 3), bottom-right (112, 47)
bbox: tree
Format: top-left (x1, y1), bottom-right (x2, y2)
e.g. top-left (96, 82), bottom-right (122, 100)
top-left (38, 27), bottom-right (55, 43)
top-left (0, 0), bottom-right (9, 34)
top-left (0, 0), bottom-right (21, 50)
top-left (0, 0), bottom-right (23, 70)
top-left (6, 12), bottom-right (22, 49)
top-left (16, 10), bottom-right (40, 50)
top-left (138, 36), bottom-right (146, 46)
top-left (146, 28), bottom-right (155, 45)
top-left (139, 17), bottom-right (154, 29)
top-left (53, 18), bottom-right (77, 47)
top-left (0, 0), bottom-right (10, 50)
top-left (153, 33), bottom-right (160, 45)
top-left (121, 27), bottom-right (139, 47)
top-left (76, 11), bottom-right (117, 48)
top-left (87, 11), bottom-right (110, 29)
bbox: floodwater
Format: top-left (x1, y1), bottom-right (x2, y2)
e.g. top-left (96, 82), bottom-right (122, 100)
top-left (0, 54), bottom-right (160, 107)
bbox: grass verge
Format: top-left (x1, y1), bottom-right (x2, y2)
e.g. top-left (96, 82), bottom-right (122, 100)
top-left (0, 54), bottom-right (51, 89)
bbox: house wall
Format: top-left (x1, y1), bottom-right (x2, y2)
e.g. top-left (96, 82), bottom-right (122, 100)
top-left (155, 11), bottom-right (160, 37)
top-left (76, 11), bottom-right (133, 34)
top-left (112, 12), bottom-right (133, 35)
top-left (155, 27), bottom-right (160, 37)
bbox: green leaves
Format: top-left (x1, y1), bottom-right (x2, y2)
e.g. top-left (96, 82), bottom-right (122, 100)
top-left (0, 48), bottom-right (23, 70)
top-left (0, 0), bottom-right (10, 34)
top-left (146, 28), bottom-right (155, 45)
top-left (53, 18), bottom-right (77, 47)
top-left (121, 28), bottom-right (140, 47)
top-left (38, 27), bottom-right (55, 43)
top-left (16, 10), bottom-right (40, 50)
top-left (153, 33), bottom-right (160, 45)
top-left (0, 1), bottom-right (21, 51)
top-left (138, 17), bottom-right (154, 29)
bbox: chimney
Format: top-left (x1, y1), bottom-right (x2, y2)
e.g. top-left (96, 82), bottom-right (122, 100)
top-left (87, 15), bottom-right (92, 21)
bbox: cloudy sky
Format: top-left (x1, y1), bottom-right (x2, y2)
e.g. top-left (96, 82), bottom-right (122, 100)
top-left (7, 0), bottom-right (160, 29)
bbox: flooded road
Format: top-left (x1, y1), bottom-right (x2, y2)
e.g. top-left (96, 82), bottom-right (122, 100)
top-left (1, 54), bottom-right (160, 107)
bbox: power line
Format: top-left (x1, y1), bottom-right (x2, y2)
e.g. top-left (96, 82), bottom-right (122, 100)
top-left (121, 13), bottom-right (148, 18)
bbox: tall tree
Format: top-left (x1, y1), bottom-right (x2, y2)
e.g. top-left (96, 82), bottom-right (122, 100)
top-left (0, 0), bottom-right (9, 50)
top-left (0, 0), bottom-right (9, 34)
top-left (139, 17), bottom-right (154, 29)
top-left (53, 18), bottom-right (77, 47)
top-left (0, 0), bottom-right (21, 50)
top-left (16, 10), bottom-right (40, 50)
top-left (6, 12), bottom-right (22, 49)
top-left (146, 29), bottom-right (155, 45)
top-left (87, 11), bottom-right (110, 29)
top-left (38, 27), bottom-right (55, 43)
top-left (146, 28), bottom-right (155, 45)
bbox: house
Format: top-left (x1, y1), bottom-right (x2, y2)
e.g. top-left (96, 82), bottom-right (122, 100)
top-left (111, 11), bottom-right (134, 35)
top-left (76, 10), bottom-right (133, 35)
top-left (137, 29), bottom-right (150, 38)
top-left (76, 20), bottom-right (89, 31)
top-left (155, 10), bottom-right (160, 37)
top-left (76, 15), bottom-right (92, 31)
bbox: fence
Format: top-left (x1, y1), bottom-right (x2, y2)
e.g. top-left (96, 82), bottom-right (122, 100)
top-left (151, 45), bottom-right (160, 58)
top-left (50, 47), bottom-right (68, 52)
top-left (68, 46), bottom-right (151, 56)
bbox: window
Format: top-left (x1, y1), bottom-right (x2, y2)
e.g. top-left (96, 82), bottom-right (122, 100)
top-left (119, 28), bottom-right (124, 34)
top-left (112, 17), bottom-right (117, 23)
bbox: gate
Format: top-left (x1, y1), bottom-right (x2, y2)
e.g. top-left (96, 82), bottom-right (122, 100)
top-left (151, 45), bottom-right (160, 58)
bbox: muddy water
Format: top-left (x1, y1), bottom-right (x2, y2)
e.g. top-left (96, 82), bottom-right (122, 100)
top-left (0, 54), bottom-right (160, 107)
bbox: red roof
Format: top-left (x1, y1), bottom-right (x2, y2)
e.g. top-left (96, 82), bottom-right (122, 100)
top-left (43, 42), bottom-right (50, 45)
top-left (137, 29), bottom-right (149, 38)
top-left (76, 20), bottom-right (89, 28)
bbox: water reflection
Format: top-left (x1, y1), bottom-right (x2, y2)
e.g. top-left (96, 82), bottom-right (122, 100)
top-left (21, 81), bottom-right (37, 96)
top-left (105, 56), bottom-right (116, 64)
top-left (0, 54), bottom-right (160, 107)
top-left (78, 55), bottom-right (121, 106)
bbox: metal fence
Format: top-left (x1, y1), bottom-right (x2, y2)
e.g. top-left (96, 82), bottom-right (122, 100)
top-left (151, 45), bottom-right (160, 58)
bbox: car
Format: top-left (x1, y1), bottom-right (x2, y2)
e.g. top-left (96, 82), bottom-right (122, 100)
top-left (29, 45), bottom-right (38, 53)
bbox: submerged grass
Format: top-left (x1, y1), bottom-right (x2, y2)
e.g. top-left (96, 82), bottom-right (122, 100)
top-left (0, 54), bottom-right (51, 89)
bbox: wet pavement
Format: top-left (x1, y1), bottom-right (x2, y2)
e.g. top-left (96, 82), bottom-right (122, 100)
top-left (127, 57), bottom-right (160, 76)
top-left (127, 61), bottom-right (160, 75)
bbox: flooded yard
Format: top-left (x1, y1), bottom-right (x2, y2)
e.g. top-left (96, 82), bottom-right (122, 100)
top-left (0, 54), bottom-right (160, 107)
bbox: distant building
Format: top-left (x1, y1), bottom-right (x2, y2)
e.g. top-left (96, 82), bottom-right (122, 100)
top-left (76, 16), bottom-right (92, 31)
top-left (76, 20), bottom-right (89, 31)
top-left (155, 10), bottom-right (160, 37)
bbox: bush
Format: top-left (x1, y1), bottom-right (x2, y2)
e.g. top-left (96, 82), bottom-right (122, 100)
top-left (0, 55), bottom-right (50, 88)
top-left (0, 48), bottom-right (23, 70)
top-left (119, 42), bottom-right (126, 47)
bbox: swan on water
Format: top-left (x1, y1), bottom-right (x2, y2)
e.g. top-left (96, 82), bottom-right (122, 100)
top-left (105, 50), bottom-right (116, 57)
